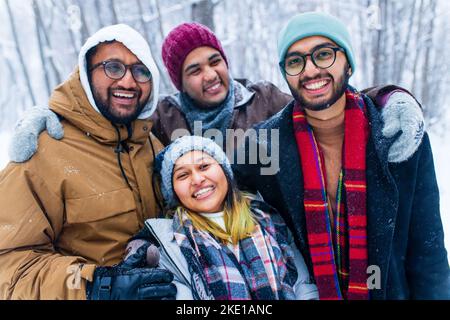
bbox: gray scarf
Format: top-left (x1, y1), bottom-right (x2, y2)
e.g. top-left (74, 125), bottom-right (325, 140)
top-left (177, 78), bottom-right (235, 139)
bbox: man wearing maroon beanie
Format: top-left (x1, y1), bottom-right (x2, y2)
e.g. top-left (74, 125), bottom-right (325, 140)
top-left (153, 22), bottom-right (293, 148)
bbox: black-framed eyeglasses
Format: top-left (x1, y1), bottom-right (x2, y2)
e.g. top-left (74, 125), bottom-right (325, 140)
top-left (90, 60), bottom-right (152, 83)
top-left (280, 46), bottom-right (345, 76)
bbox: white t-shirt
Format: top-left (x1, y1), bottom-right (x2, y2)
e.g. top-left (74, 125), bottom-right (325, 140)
top-left (199, 211), bottom-right (238, 257)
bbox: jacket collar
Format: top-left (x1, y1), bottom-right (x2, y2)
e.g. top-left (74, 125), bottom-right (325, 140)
top-left (234, 79), bottom-right (255, 108)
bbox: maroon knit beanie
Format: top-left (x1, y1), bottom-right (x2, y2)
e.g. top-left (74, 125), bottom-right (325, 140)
top-left (161, 22), bottom-right (228, 90)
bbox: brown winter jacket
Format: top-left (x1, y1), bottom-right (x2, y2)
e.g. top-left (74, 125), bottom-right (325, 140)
top-left (151, 79), bottom-right (293, 146)
top-left (0, 69), bottom-right (163, 300)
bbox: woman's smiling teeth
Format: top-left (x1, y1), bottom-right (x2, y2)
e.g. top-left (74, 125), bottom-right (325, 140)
top-left (193, 186), bottom-right (215, 199)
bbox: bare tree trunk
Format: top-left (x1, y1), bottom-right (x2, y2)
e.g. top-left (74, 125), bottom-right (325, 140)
top-left (33, 0), bottom-right (62, 85)
top-left (359, 0), bottom-right (372, 87)
top-left (427, 3), bottom-right (450, 128)
top-left (380, 0), bottom-right (388, 84)
top-left (136, 0), bottom-right (151, 45)
top-left (191, 0), bottom-right (215, 31)
top-left (5, 0), bottom-right (36, 105)
top-left (74, 0), bottom-right (90, 41)
top-left (395, 1), bottom-right (416, 84)
top-left (235, 0), bottom-right (247, 77)
top-left (154, 0), bottom-right (166, 38)
top-left (373, 0), bottom-right (387, 86)
top-left (412, 0), bottom-right (425, 93)
top-left (49, 0), bottom-right (78, 60)
top-left (137, 0), bottom-right (171, 92)
top-left (387, 0), bottom-right (396, 82)
top-left (109, 0), bottom-right (119, 24)
top-left (32, 0), bottom-right (51, 98)
top-left (94, 0), bottom-right (105, 28)
top-left (421, 0), bottom-right (438, 120)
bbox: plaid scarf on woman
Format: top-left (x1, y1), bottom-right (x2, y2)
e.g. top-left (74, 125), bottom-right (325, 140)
top-left (172, 201), bottom-right (298, 300)
top-left (292, 88), bottom-right (369, 300)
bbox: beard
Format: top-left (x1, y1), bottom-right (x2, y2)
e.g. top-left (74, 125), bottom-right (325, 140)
top-left (91, 84), bottom-right (149, 125)
top-left (289, 64), bottom-right (351, 111)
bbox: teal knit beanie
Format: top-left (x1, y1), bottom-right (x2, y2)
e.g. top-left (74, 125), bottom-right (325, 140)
top-left (277, 12), bottom-right (356, 77)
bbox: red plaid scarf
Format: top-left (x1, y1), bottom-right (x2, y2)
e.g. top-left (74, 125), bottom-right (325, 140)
top-left (292, 89), bottom-right (369, 300)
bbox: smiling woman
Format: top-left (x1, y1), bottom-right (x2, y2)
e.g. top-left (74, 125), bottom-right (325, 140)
top-left (128, 135), bottom-right (319, 300)
top-left (173, 150), bottom-right (229, 214)
top-left (158, 135), bottom-right (257, 246)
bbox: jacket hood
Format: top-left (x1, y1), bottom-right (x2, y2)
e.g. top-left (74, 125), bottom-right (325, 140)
top-left (78, 24), bottom-right (160, 120)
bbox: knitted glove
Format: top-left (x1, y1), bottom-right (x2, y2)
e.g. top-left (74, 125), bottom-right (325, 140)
top-left (86, 243), bottom-right (175, 300)
top-left (9, 105), bottom-right (63, 163)
top-left (86, 265), bottom-right (176, 300)
top-left (383, 92), bottom-right (425, 163)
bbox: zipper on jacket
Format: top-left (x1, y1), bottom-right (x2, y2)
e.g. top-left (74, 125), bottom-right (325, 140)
top-left (145, 221), bottom-right (191, 286)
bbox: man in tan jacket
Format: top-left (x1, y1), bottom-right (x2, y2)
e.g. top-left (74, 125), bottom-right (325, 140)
top-left (0, 24), bottom-right (176, 300)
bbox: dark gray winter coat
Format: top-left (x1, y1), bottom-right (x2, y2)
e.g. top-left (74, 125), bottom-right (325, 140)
top-left (232, 92), bottom-right (450, 300)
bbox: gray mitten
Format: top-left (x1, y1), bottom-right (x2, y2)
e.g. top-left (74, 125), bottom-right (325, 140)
top-left (382, 92), bottom-right (425, 163)
top-left (9, 105), bottom-right (64, 163)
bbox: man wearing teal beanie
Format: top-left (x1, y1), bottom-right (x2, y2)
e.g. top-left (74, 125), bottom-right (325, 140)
top-left (278, 12), bottom-right (356, 78)
top-left (277, 12), bottom-right (356, 111)
top-left (233, 12), bottom-right (449, 300)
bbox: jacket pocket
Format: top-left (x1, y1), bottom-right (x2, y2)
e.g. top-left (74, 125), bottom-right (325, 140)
top-left (65, 188), bottom-right (137, 224)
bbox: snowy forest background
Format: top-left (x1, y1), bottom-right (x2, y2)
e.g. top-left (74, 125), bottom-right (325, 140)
top-left (0, 0), bottom-right (449, 259)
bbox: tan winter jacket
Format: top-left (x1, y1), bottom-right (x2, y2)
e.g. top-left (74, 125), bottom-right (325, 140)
top-left (0, 69), bottom-right (163, 300)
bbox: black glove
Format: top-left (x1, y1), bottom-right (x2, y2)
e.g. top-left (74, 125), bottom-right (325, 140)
top-left (86, 243), bottom-right (176, 300)
top-left (124, 239), bottom-right (160, 268)
top-left (86, 265), bottom-right (176, 300)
